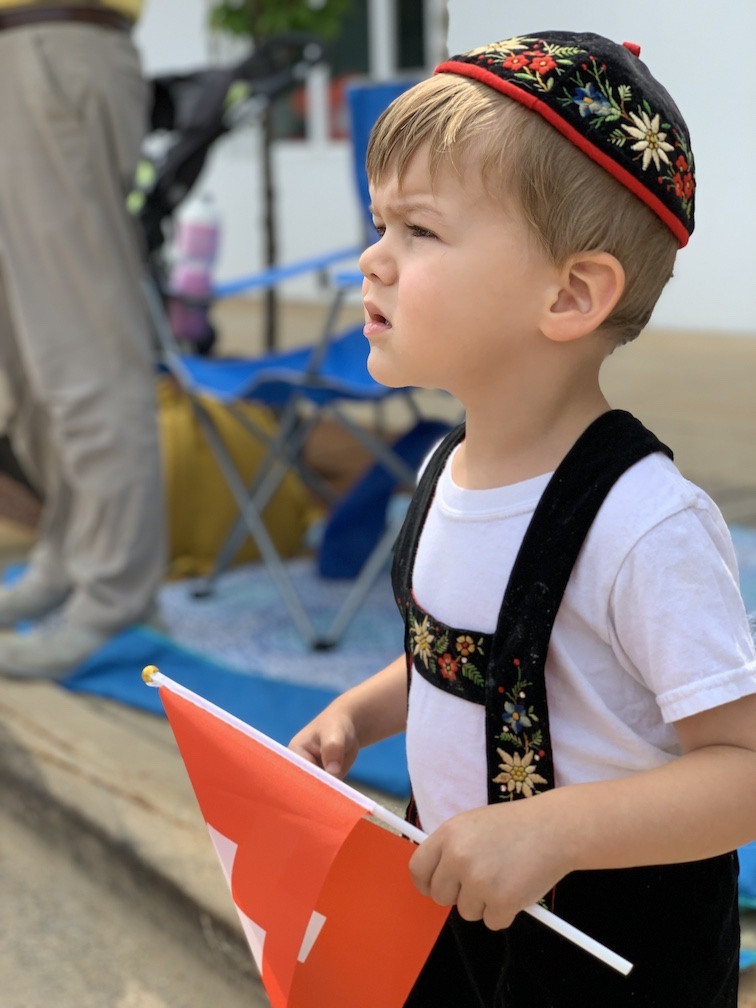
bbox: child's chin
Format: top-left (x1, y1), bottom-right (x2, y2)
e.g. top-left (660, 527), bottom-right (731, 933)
top-left (366, 354), bottom-right (408, 390)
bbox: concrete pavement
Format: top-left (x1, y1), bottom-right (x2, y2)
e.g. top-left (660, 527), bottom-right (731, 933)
top-left (0, 675), bottom-right (264, 994)
top-left (0, 798), bottom-right (262, 1008)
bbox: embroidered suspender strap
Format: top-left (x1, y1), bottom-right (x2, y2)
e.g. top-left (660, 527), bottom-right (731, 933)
top-left (485, 410), bottom-right (672, 803)
top-left (391, 424), bottom-right (465, 831)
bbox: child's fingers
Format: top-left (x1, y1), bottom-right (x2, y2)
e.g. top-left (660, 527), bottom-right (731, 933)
top-left (319, 734), bottom-right (348, 776)
top-left (408, 833), bottom-right (444, 898)
top-left (455, 892), bottom-right (487, 925)
top-left (287, 734), bottom-right (323, 766)
top-left (289, 708), bottom-right (359, 776)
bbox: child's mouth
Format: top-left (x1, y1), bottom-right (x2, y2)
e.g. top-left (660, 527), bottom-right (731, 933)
top-left (363, 304), bottom-right (392, 337)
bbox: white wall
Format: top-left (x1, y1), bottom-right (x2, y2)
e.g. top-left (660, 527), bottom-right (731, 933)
top-left (446, 1), bottom-right (756, 334)
top-left (135, 0), bottom-right (208, 74)
top-left (134, 0), bottom-right (362, 300)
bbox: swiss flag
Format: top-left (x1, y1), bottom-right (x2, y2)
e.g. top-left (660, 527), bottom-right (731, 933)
top-left (158, 683), bottom-right (449, 1008)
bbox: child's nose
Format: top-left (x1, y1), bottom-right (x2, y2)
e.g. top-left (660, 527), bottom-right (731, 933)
top-left (358, 240), bottom-right (376, 279)
top-left (359, 237), bottom-right (394, 284)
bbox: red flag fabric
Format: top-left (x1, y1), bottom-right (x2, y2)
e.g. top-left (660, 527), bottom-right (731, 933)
top-left (158, 683), bottom-right (449, 1008)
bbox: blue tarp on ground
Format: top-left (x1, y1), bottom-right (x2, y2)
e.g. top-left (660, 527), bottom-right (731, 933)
top-left (740, 842), bottom-right (756, 908)
top-left (62, 624), bottom-right (411, 798)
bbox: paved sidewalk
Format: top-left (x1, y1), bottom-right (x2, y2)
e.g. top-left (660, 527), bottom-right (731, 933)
top-left (0, 677), bottom-right (265, 990)
top-left (0, 305), bottom-right (754, 1003)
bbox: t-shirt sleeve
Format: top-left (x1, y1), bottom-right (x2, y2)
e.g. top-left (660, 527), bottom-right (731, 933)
top-left (608, 503), bottom-right (756, 724)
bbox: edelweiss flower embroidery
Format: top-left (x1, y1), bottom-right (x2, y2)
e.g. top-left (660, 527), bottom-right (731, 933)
top-left (622, 110), bottom-right (675, 171)
top-left (493, 748), bottom-right (548, 799)
top-left (466, 37), bottom-right (530, 61)
top-left (410, 613), bottom-right (435, 666)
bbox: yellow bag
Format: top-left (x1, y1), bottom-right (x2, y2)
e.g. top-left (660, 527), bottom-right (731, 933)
top-left (158, 377), bottom-right (311, 579)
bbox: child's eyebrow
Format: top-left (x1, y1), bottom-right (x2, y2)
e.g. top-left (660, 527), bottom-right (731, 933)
top-left (369, 199), bottom-right (442, 219)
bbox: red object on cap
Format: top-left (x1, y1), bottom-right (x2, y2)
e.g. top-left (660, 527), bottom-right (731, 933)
top-left (622, 41), bottom-right (641, 57)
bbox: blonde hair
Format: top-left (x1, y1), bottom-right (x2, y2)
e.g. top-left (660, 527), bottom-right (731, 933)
top-left (366, 74), bottom-right (678, 345)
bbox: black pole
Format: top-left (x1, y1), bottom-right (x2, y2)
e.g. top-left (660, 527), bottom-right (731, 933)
top-left (262, 102), bottom-right (278, 351)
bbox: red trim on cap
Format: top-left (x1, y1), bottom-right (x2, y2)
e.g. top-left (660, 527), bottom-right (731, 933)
top-left (622, 41), bottom-right (642, 58)
top-left (435, 59), bottom-right (689, 247)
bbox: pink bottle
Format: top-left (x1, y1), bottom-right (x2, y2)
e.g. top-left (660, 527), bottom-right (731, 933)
top-left (167, 260), bottom-right (214, 343)
top-left (168, 194), bottom-right (221, 346)
top-left (174, 193), bottom-right (221, 262)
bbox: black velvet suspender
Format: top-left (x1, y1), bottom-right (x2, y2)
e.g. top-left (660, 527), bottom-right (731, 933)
top-left (391, 410), bottom-right (673, 808)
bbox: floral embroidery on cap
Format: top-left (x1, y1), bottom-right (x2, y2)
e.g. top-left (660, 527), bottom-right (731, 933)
top-left (622, 109), bottom-right (675, 171)
top-left (571, 81), bottom-right (613, 118)
top-left (437, 32), bottom-right (695, 243)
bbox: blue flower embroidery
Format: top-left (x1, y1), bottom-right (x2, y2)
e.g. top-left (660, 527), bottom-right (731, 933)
top-left (571, 82), bottom-right (612, 118)
top-left (503, 701), bottom-right (532, 734)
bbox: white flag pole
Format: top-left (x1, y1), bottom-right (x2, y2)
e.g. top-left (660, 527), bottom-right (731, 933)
top-left (142, 665), bottom-right (376, 814)
top-left (143, 667), bottom-right (633, 976)
top-left (366, 802), bottom-right (632, 976)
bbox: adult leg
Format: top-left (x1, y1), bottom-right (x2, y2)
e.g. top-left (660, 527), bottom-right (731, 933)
top-left (0, 268), bottom-right (71, 623)
top-left (0, 24), bottom-right (166, 674)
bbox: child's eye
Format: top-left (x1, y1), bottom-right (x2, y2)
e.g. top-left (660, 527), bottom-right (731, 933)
top-left (372, 222), bottom-right (386, 237)
top-left (407, 223), bottom-right (436, 239)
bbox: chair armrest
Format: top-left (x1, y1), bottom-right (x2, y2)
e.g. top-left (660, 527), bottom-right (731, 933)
top-left (213, 247), bottom-right (361, 298)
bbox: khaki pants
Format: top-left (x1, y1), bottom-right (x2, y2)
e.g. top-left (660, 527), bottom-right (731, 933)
top-left (0, 22), bottom-right (165, 632)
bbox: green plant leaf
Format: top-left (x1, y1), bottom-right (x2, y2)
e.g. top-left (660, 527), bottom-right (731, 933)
top-left (208, 0), bottom-right (352, 40)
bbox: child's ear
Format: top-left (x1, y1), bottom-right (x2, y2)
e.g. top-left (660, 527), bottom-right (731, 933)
top-left (542, 252), bottom-right (625, 343)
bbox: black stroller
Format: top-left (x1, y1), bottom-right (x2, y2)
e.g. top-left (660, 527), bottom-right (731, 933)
top-left (130, 33), bottom-right (328, 355)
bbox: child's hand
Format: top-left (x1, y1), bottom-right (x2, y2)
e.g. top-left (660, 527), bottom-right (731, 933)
top-left (289, 704), bottom-right (360, 779)
top-left (289, 656), bottom-right (408, 780)
top-left (409, 797), bottom-right (575, 931)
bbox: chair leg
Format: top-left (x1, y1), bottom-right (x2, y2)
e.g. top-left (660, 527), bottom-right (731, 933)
top-left (190, 396), bottom-right (332, 598)
top-left (187, 394), bottom-right (407, 649)
top-left (187, 397), bottom-right (336, 646)
top-left (328, 403), bottom-right (419, 487)
top-left (314, 519), bottom-right (400, 648)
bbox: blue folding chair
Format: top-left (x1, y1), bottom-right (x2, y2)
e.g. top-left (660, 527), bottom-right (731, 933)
top-left (151, 77), bottom-right (457, 649)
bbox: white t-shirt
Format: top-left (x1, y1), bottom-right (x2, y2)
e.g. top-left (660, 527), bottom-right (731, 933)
top-left (406, 448), bottom-right (756, 834)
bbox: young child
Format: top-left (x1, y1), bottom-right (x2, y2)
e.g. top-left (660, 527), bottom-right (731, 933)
top-left (290, 31), bottom-right (756, 1006)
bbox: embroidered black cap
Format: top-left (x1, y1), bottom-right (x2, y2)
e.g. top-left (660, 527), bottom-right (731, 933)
top-left (436, 32), bottom-right (695, 246)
